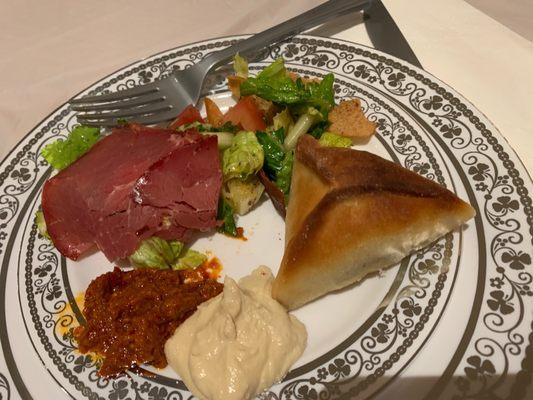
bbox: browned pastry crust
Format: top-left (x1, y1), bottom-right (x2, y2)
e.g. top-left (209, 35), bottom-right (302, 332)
top-left (272, 135), bottom-right (476, 310)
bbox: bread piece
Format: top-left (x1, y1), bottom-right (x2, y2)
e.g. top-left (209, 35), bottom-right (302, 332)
top-left (227, 75), bottom-right (245, 98)
top-left (272, 136), bottom-right (475, 310)
top-left (328, 99), bottom-right (376, 140)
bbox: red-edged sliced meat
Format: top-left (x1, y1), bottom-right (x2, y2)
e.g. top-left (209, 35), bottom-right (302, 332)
top-left (42, 124), bottom-right (222, 261)
top-left (42, 177), bottom-right (96, 259)
top-left (133, 135), bottom-right (220, 229)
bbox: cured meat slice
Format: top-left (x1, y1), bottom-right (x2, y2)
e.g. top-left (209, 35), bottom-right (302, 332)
top-left (133, 135), bottom-right (221, 230)
top-left (42, 125), bottom-right (222, 261)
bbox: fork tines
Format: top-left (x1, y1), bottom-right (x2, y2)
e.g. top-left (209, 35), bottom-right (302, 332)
top-left (70, 84), bottom-right (175, 126)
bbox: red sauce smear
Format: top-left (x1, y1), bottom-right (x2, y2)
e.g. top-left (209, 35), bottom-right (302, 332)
top-left (177, 257), bottom-right (223, 282)
top-left (74, 267), bottom-right (222, 377)
top-left (201, 257), bottom-right (223, 279)
top-left (236, 227), bottom-right (247, 241)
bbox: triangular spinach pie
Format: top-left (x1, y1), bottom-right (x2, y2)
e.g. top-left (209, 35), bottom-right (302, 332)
top-left (272, 135), bottom-right (475, 310)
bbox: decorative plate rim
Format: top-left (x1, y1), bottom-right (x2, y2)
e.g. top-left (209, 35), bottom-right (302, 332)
top-left (0, 34), bottom-right (531, 400)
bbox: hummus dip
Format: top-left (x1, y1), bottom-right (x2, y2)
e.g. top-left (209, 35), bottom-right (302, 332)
top-left (164, 266), bottom-right (307, 400)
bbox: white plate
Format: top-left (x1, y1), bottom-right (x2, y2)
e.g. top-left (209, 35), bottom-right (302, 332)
top-left (1, 35), bottom-right (532, 400)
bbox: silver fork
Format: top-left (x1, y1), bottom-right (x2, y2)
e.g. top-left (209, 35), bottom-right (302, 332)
top-left (70, 0), bottom-right (370, 127)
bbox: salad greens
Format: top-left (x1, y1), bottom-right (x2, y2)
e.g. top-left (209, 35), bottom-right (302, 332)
top-left (308, 120), bottom-right (328, 139)
top-left (195, 121), bottom-right (240, 134)
top-left (240, 58), bottom-right (335, 115)
top-left (217, 197), bottom-right (238, 236)
top-left (41, 125), bottom-right (100, 170)
top-left (203, 131), bottom-right (234, 149)
top-left (129, 236), bottom-right (207, 270)
top-left (35, 210), bottom-right (50, 240)
top-left (271, 108), bottom-right (294, 133)
top-left (222, 176), bottom-right (264, 216)
top-left (319, 132), bottom-right (352, 148)
top-left (233, 53), bottom-right (249, 78)
top-left (284, 107), bottom-right (323, 150)
top-left (222, 131), bottom-right (264, 181)
top-left (39, 56), bottom-right (352, 259)
top-left (256, 130), bottom-right (285, 179)
top-left (275, 151), bottom-right (294, 195)
top-left (256, 128), bottom-right (294, 195)
top-left (173, 249), bottom-right (207, 271)
top-left (177, 121), bottom-right (238, 149)
top-left (221, 131), bottom-right (266, 216)
top-left (129, 237), bottom-right (183, 269)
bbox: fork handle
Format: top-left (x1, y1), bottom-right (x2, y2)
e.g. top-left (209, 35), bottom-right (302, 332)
top-left (199, 0), bottom-right (371, 72)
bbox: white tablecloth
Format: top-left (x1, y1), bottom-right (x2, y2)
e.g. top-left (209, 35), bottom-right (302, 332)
top-left (1, 0), bottom-right (532, 172)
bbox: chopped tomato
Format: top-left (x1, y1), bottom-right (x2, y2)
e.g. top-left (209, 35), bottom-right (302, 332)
top-left (204, 98), bottom-right (224, 127)
top-left (168, 105), bottom-right (204, 129)
top-left (222, 96), bottom-right (266, 131)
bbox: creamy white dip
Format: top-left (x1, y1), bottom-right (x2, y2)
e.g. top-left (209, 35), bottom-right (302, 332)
top-left (164, 266), bottom-right (307, 400)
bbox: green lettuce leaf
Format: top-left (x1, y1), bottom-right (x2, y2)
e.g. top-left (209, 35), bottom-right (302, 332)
top-left (129, 236), bottom-right (209, 270)
top-left (233, 53), bottom-right (249, 78)
top-left (275, 150), bottom-right (294, 195)
top-left (303, 73), bottom-right (335, 115)
top-left (222, 176), bottom-right (264, 215)
top-left (256, 130), bottom-right (285, 180)
top-left (272, 108), bottom-right (294, 134)
top-left (318, 132), bottom-right (352, 148)
top-left (41, 126), bottom-right (100, 170)
top-left (129, 237), bottom-right (183, 269)
top-left (308, 120), bottom-right (329, 139)
top-left (271, 127), bottom-right (285, 144)
top-left (240, 58), bottom-right (335, 115)
top-left (257, 128), bottom-right (295, 196)
top-left (217, 197), bottom-right (238, 237)
top-left (172, 249), bottom-right (207, 270)
top-left (177, 121), bottom-right (238, 149)
top-left (222, 131), bottom-right (264, 181)
top-left (284, 107), bottom-right (323, 150)
top-left (35, 210), bottom-right (50, 240)
top-left (195, 121), bottom-right (240, 134)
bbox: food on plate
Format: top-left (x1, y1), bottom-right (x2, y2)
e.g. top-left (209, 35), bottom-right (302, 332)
top-left (256, 129), bottom-right (294, 197)
top-left (318, 131), bottom-right (352, 148)
top-left (128, 236), bottom-right (207, 270)
top-left (219, 130), bottom-right (265, 218)
top-left (41, 125), bottom-right (101, 170)
top-left (223, 56), bottom-right (376, 211)
top-left (38, 56), bottom-right (372, 258)
top-left (34, 210), bottom-right (50, 239)
top-left (222, 131), bottom-right (264, 181)
top-left (168, 104), bottom-right (205, 130)
top-left (74, 267), bottom-right (223, 377)
top-left (328, 99), bottom-right (376, 141)
top-left (222, 96), bottom-right (267, 131)
top-left (204, 97), bottom-right (224, 127)
top-left (258, 170), bottom-right (286, 216)
top-left (165, 266), bottom-right (306, 400)
top-left (233, 53), bottom-right (248, 78)
top-left (36, 51), bottom-right (472, 396)
top-left (221, 176), bottom-right (264, 215)
top-left (250, 95), bottom-right (279, 124)
top-left (227, 75), bottom-right (245, 98)
top-left (41, 124), bottom-right (222, 261)
top-left (272, 135), bottom-right (476, 310)
top-left (217, 197), bottom-right (239, 236)
top-left (239, 58), bottom-right (334, 116)
top-left (283, 107), bottom-right (325, 150)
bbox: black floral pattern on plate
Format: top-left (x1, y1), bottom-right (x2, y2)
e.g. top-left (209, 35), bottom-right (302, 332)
top-left (0, 35), bottom-right (529, 400)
